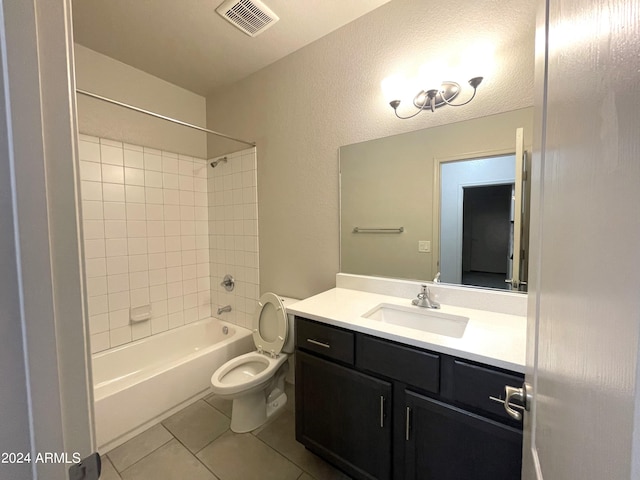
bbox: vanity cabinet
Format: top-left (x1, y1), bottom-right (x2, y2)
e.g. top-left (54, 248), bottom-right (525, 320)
top-left (295, 316), bottom-right (524, 480)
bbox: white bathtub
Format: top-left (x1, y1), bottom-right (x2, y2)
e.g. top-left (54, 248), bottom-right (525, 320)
top-left (93, 318), bottom-right (253, 452)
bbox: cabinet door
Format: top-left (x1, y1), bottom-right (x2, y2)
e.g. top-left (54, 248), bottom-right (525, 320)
top-left (296, 351), bottom-right (392, 480)
top-left (404, 390), bottom-right (522, 480)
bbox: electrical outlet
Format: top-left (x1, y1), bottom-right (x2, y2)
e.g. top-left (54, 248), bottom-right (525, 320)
top-left (418, 240), bottom-right (431, 253)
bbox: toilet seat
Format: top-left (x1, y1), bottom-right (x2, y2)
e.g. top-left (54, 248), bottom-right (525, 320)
top-left (252, 292), bottom-right (288, 357)
top-left (210, 351), bottom-right (288, 396)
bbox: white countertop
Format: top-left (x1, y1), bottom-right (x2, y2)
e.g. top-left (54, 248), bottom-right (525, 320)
top-left (288, 287), bottom-right (527, 373)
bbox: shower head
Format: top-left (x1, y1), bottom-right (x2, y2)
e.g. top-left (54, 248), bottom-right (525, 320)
top-left (210, 156), bottom-right (228, 168)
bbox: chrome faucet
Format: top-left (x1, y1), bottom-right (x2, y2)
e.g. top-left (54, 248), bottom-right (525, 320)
top-left (412, 285), bottom-right (440, 309)
top-left (217, 305), bottom-right (232, 315)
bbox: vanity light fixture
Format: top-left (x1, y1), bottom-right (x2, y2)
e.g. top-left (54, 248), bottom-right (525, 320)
top-left (387, 76), bottom-right (483, 119)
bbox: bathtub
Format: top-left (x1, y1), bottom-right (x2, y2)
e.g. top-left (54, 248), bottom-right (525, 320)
top-left (93, 318), bottom-right (253, 452)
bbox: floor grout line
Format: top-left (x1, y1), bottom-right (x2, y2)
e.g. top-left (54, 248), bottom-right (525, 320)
top-left (107, 390), bottom-right (341, 480)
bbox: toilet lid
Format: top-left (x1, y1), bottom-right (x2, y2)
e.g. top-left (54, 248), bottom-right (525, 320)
top-left (252, 292), bottom-right (288, 355)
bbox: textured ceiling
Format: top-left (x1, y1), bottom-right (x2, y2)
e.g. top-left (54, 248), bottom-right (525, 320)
top-left (71, 0), bottom-right (393, 96)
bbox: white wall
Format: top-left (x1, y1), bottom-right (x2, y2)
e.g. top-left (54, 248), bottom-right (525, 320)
top-left (74, 44), bottom-right (207, 158)
top-left (78, 135), bottom-right (211, 352)
top-left (206, 0), bottom-right (535, 299)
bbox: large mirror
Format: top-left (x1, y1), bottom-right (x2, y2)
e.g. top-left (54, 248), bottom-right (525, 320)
top-left (339, 107), bottom-right (533, 292)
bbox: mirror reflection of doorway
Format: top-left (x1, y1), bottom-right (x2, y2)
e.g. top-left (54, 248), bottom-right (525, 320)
top-left (462, 184), bottom-right (513, 289)
top-left (439, 154), bottom-right (516, 288)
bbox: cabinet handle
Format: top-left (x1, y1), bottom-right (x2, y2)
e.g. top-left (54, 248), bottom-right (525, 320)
top-left (380, 396), bottom-right (385, 428)
top-left (306, 338), bottom-right (330, 349)
top-left (488, 395), bottom-right (525, 411)
top-left (405, 406), bottom-right (411, 441)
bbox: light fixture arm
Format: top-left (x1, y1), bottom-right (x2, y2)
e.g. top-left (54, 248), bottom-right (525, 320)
top-left (390, 96), bottom-right (429, 120)
top-left (439, 77), bottom-right (483, 107)
top-left (387, 76), bottom-right (483, 119)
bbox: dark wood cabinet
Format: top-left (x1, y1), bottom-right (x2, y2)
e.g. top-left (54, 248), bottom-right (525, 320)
top-left (404, 390), bottom-right (522, 480)
top-left (296, 350), bottom-right (393, 480)
top-left (295, 316), bottom-right (524, 480)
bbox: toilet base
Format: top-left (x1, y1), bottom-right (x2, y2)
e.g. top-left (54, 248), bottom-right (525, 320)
top-left (229, 391), bottom-right (288, 433)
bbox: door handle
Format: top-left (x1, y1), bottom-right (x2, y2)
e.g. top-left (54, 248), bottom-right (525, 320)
top-left (504, 382), bottom-right (532, 421)
top-left (405, 406), bottom-right (411, 441)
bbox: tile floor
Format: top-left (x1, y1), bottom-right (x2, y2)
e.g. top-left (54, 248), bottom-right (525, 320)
top-left (100, 383), bottom-right (352, 480)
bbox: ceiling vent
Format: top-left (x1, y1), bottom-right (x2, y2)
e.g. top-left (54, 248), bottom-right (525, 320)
top-left (216, 0), bottom-right (279, 37)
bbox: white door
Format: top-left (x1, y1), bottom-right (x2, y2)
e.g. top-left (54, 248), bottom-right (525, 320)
top-left (1, 1), bottom-right (95, 479)
top-left (520, 0), bottom-right (640, 478)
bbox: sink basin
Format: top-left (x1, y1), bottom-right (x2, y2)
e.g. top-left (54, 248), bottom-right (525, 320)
top-left (362, 303), bottom-right (469, 338)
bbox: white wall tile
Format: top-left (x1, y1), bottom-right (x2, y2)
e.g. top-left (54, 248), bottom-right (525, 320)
top-left (146, 204), bottom-right (164, 221)
top-left (129, 254), bottom-right (148, 272)
top-left (163, 189), bottom-right (180, 205)
top-left (88, 294), bottom-right (108, 316)
top-left (168, 312), bottom-right (184, 329)
top-left (132, 321), bottom-right (151, 341)
top-left (103, 184), bottom-right (126, 202)
top-left (104, 202), bottom-right (126, 220)
top-left (148, 253), bottom-right (166, 269)
top-left (148, 268), bottom-right (167, 286)
top-left (79, 140), bottom-right (101, 162)
top-left (144, 153), bottom-right (162, 172)
top-left (86, 258), bottom-right (107, 278)
top-left (124, 149), bottom-right (144, 169)
top-left (108, 291), bottom-right (130, 312)
top-left (147, 237), bottom-right (165, 254)
top-left (145, 170), bottom-right (163, 188)
top-left (82, 200), bottom-right (103, 220)
top-left (91, 332), bottom-right (110, 354)
top-left (89, 313), bottom-right (109, 334)
top-left (151, 315), bottom-right (169, 334)
top-left (81, 137), bottom-right (216, 351)
top-left (127, 220), bottom-right (146, 238)
top-left (110, 326), bottom-right (132, 347)
top-left (106, 256), bottom-right (128, 275)
top-left (101, 144), bottom-right (124, 166)
top-left (104, 220), bottom-right (127, 239)
top-left (129, 271), bottom-right (149, 290)
top-left (150, 284), bottom-right (167, 302)
top-left (162, 157), bottom-right (179, 174)
top-left (128, 237), bottom-right (147, 255)
top-left (102, 164), bottom-right (124, 184)
top-left (108, 273), bottom-right (129, 294)
top-left (106, 238), bottom-right (128, 257)
top-left (146, 187), bottom-right (164, 204)
top-left (109, 309), bottom-right (129, 329)
top-left (83, 220), bottom-right (105, 240)
top-left (80, 160), bottom-right (102, 181)
top-left (130, 287), bottom-right (150, 307)
top-left (125, 185), bottom-right (145, 203)
top-left (125, 167), bottom-right (145, 186)
top-left (85, 238), bottom-right (106, 259)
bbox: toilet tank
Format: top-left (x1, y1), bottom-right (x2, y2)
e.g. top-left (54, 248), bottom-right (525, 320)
top-left (279, 296), bottom-right (299, 354)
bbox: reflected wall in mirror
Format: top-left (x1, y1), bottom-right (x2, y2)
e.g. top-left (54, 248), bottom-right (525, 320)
top-left (339, 107), bottom-right (533, 292)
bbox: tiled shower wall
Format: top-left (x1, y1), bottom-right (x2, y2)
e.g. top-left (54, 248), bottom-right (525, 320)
top-left (208, 148), bottom-right (260, 330)
top-left (79, 135), bottom-right (211, 353)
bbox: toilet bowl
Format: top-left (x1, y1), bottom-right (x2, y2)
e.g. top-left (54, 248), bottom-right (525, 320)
top-left (210, 292), bottom-right (298, 432)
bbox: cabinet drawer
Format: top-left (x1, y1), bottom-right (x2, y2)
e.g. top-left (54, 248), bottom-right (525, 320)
top-left (296, 317), bottom-right (354, 365)
top-left (356, 335), bottom-right (440, 394)
top-left (451, 360), bottom-right (524, 423)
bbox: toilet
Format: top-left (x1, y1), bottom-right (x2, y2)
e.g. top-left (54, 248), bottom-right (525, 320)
top-left (210, 292), bottom-right (298, 432)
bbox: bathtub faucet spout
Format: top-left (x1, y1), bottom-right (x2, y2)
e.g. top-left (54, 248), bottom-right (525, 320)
top-left (217, 305), bottom-right (232, 315)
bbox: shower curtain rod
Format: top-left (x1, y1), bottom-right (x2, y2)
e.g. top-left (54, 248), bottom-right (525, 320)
top-left (76, 89), bottom-right (256, 147)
